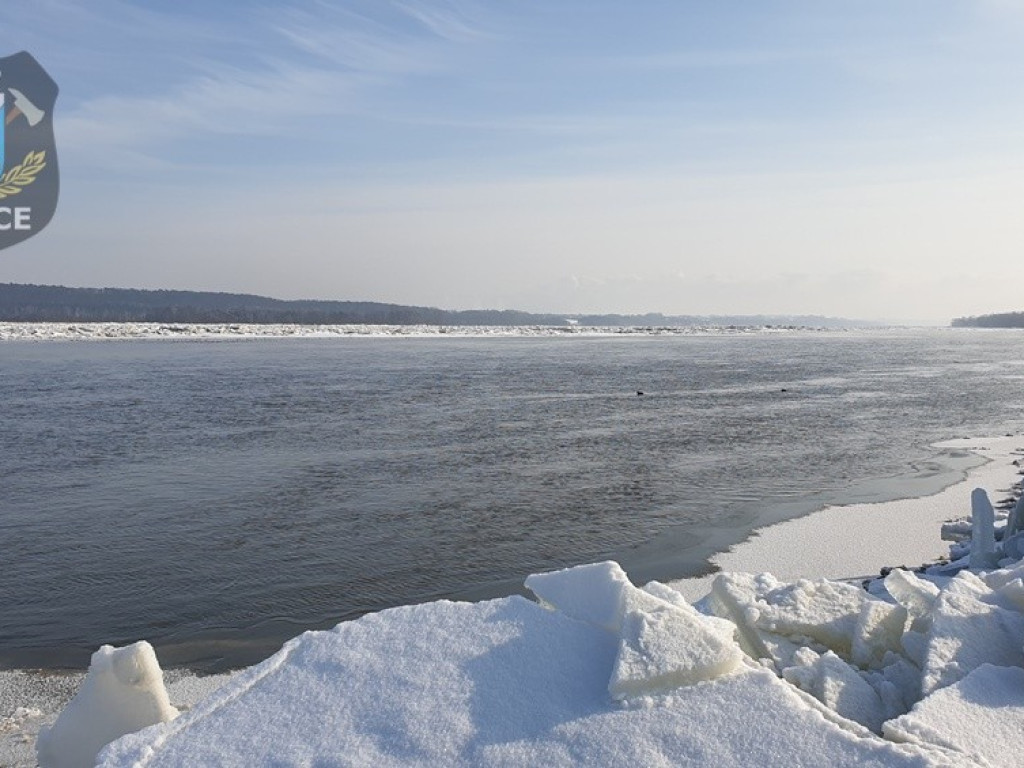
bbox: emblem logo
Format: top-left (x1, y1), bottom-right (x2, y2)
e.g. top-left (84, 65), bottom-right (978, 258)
top-left (0, 51), bottom-right (58, 251)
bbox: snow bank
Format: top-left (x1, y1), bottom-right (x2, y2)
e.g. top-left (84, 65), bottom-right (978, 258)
top-left (97, 597), bottom-right (965, 768)
top-left (35, 438), bottom-right (1024, 766)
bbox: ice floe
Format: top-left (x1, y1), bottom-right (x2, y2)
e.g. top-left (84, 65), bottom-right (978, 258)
top-left (0, 321), bottom-right (827, 341)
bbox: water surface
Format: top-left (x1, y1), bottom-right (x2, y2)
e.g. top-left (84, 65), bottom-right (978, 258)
top-left (1, 328), bottom-right (1022, 670)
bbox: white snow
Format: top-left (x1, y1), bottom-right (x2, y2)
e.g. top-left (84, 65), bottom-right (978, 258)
top-left (670, 436), bottom-right (1024, 602)
top-left (885, 664), bottom-right (1024, 767)
top-left (36, 642), bottom-right (178, 768)
top-left (781, 648), bottom-right (889, 733)
top-left (607, 599), bottom-right (744, 699)
top-left (9, 435), bottom-right (1024, 767)
top-left (97, 598), bottom-right (967, 768)
top-left (851, 599), bottom-right (908, 670)
top-left (884, 569), bottom-right (940, 621)
top-left (0, 322), bottom-right (813, 341)
top-left (919, 580), bottom-right (1024, 696)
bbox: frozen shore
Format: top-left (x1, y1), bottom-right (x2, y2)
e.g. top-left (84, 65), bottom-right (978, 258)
top-left (5, 436), bottom-right (1024, 767)
top-left (670, 436), bottom-right (1023, 601)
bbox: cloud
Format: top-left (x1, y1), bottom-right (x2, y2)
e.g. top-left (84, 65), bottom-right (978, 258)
top-left (391, 0), bottom-right (492, 43)
top-left (51, 1), bottom-right (489, 174)
top-left (600, 47), bottom-right (825, 72)
top-left (270, 4), bottom-right (446, 74)
top-left (58, 63), bottom-right (368, 173)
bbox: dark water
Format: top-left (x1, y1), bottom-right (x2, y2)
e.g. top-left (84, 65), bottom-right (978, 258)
top-left (1, 329), bottom-right (1023, 670)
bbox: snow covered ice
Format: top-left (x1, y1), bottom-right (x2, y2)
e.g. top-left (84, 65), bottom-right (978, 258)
top-left (96, 598), bottom-right (965, 768)
top-left (524, 560), bottom-right (745, 699)
top-left (885, 664), bottom-right (1024, 767)
top-left (21, 435), bottom-right (1024, 766)
top-left (0, 321), bottom-right (806, 341)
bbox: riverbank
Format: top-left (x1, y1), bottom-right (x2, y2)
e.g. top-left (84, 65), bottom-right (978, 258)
top-left (4, 435), bottom-right (1022, 766)
top-left (670, 435), bottom-right (1024, 601)
top-left (93, 436), bottom-right (1024, 766)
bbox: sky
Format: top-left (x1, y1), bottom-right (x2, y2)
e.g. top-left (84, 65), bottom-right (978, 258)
top-left (1, 1), bottom-right (1023, 324)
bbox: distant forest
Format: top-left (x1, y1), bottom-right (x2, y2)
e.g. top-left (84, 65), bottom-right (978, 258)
top-left (951, 312), bottom-right (1024, 328)
top-left (0, 283), bottom-right (858, 328)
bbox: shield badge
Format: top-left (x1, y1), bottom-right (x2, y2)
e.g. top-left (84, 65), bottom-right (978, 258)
top-left (0, 51), bottom-right (58, 251)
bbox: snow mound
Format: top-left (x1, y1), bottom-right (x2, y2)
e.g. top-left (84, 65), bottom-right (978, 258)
top-left (96, 599), bottom-right (963, 767)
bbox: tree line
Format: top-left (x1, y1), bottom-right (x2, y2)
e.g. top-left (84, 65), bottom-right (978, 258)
top-left (0, 283), bottom-right (569, 325)
top-left (0, 282), bottom-right (860, 328)
top-left (951, 312), bottom-right (1024, 328)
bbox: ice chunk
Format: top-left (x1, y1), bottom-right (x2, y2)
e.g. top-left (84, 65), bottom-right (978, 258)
top-left (780, 646), bottom-right (821, 690)
top-left (782, 649), bottom-right (888, 733)
top-left (969, 488), bottom-right (999, 570)
top-left (886, 664), bottom-right (1024, 767)
top-left (1003, 490), bottom-right (1024, 539)
top-left (752, 578), bottom-right (867, 657)
top-left (608, 604), bottom-right (744, 699)
top-left (37, 641), bottom-right (178, 768)
top-left (709, 573), bottom-right (874, 668)
top-left (983, 559), bottom-right (1024, 590)
top-left (706, 572), bottom-right (774, 661)
top-left (641, 580), bottom-right (690, 607)
top-left (882, 653), bottom-right (923, 709)
top-left (861, 655), bottom-right (921, 722)
top-left (920, 584), bottom-right (1024, 696)
top-left (756, 631), bottom-right (808, 672)
top-left (995, 577), bottom-right (1024, 612)
top-left (851, 598), bottom-right (908, 670)
top-left (643, 580), bottom-right (740, 637)
top-left (940, 519), bottom-right (972, 543)
top-left (525, 561), bottom-right (670, 633)
top-left (943, 568), bottom-right (989, 600)
top-left (1001, 530), bottom-right (1024, 560)
top-left (901, 630), bottom-right (929, 668)
top-left (884, 569), bottom-right (939, 621)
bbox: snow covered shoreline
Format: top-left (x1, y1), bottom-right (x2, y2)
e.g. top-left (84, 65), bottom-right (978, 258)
top-left (93, 436), bottom-right (1024, 767)
top-left (2, 436), bottom-right (1015, 765)
top-left (670, 436), bottom-right (1023, 601)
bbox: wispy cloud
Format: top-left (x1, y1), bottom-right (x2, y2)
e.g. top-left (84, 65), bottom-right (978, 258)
top-left (51, 0), bottom-right (495, 174)
top-left (269, 4), bottom-right (446, 75)
top-left (59, 62), bottom-right (368, 173)
top-left (391, 0), bottom-right (492, 43)
top-left (600, 47), bottom-right (826, 72)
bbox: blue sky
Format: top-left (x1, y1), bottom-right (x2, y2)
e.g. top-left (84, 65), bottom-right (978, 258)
top-left (2, 1), bottom-right (1023, 323)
